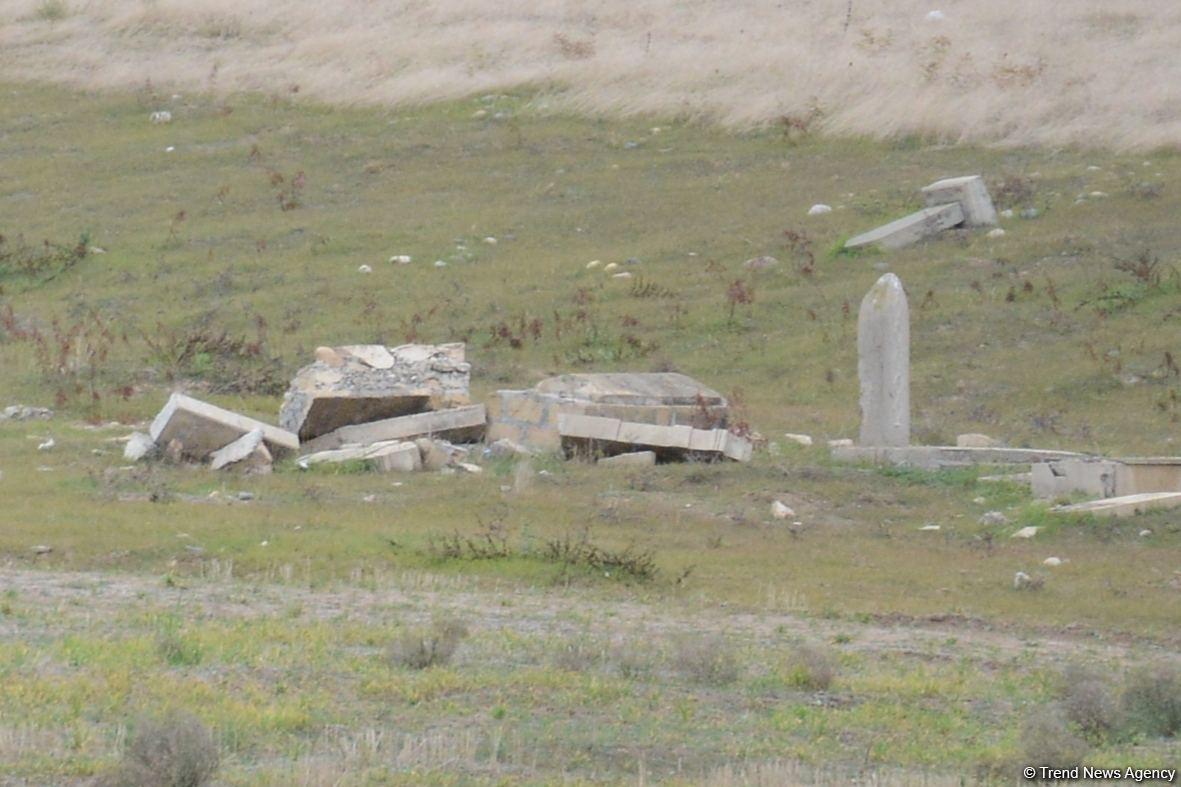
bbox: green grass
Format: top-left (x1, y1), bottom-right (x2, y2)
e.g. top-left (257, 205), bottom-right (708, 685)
top-left (1, 81), bottom-right (1180, 782)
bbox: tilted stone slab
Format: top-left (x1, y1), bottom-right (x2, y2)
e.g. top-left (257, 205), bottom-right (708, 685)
top-left (210, 429), bottom-right (273, 474)
top-left (280, 343), bottom-right (471, 442)
top-left (558, 413), bottom-right (751, 462)
top-left (845, 203), bottom-right (964, 251)
top-left (150, 393), bottom-right (298, 461)
top-left (830, 445), bottom-right (1087, 469)
top-left (299, 404), bottom-right (486, 454)
top-left (1053, 491), bottom-right (1181, 518)
top-left (302, 440), bottom-right (421, 472)
top-left (921, 175), bottom-right (998, 227)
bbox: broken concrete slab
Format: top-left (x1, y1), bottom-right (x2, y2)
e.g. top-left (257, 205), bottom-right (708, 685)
top-left (598, 451), bottom-right (657, 468)
top-left (150, 393), bottom-right (298, 461)
top-left (1033, 456), bottom-right (1181, 499)
top-left (210, 429), bottom-right (273, 474)
top-left (844, 203), bottom-right (964, 251)
top-left (298, 404), bottom-right (486, 454)
top-left (558, 413), bottom-right (751, 462)
top-left (921, 175), bottom-right (998, 227)
top-left (280, 343), bottom-right (471, 442)
top-left (830, 445), bottom-right (1087, 469)
top-left (1053, 491), bottom-right (1181, 518)
top-left (488, 372), bottom-right (729, 452)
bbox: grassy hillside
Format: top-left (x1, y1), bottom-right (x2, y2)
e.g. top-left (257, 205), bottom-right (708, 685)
top-left (1, 83), bottom-right (1179, 783)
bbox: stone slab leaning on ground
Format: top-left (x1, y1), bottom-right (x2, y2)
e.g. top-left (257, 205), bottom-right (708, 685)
top-left (150, 393), bottom-right (299, 461)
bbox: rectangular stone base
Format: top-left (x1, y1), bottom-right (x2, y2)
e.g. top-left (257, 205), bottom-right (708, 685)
top-left (558, 413), bottom-right (751, 462)
top-left (831, 445), bottom-right (1086, 469)
top-left (150, 393), bottom-right (299, 460)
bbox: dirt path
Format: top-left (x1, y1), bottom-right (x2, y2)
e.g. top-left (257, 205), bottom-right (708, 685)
top-left (2, 567), bottom-right (1176, 669)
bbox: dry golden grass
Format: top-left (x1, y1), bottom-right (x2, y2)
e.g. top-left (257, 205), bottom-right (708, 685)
top-left (3, 0), bottom-right (1181, 149)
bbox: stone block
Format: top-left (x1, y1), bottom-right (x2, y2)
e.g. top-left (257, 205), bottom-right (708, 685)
top-left (617, 421), bottom-right (693, 449)
top-left (1113, 458), bottom-right (1181, 496)
top-left (558, 413), bottom-right (749, 462)
top-left (150, 393), bottom-right (298, 461)
top-left (1053, 491), bottom-right (1181, 518)
top-left (280, 342), bottom-right (471, 441)
top-left (210, 429), bottom-right (274, 474)
top-left (921, 175), bottom-right (998, 227)
top-left (370, 441), bottom-right (422, 473)
top-left (845, 203), bottom-right (964, 251)
top-left (415, 438), bottom-right (451, 471)
top-left (299, 405), bottom-right (486, 454)
top-left (1031, 460), bottom-right (1117, 499)
top-left (598, 451), bottom-right (656, 468)
top-left (858, 273), bottom-right (909, 447)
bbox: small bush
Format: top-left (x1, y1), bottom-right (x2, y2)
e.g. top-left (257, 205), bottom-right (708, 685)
top-left (107, 710), bottom-right (220, 787)
top-left (387, 617), bottom-right (469, 670)
top-left (672, 633), bottom-right (740, 685)
top-left (552, 636), bottom-right (603, 672)
top-left (1122, 662), bottom-right (1181, 737)
top-left (1058, 664), bottom-right (1119, 739)
top-left (1020, 706), bottom-right (1089, 770)
top-left (608, 637), bottom-right (656, 680)
top-left (784, 643), bottom-right (837, 691)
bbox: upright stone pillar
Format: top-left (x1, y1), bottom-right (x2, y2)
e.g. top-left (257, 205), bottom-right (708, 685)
top-left (858, 273), bottom-right (909, 446)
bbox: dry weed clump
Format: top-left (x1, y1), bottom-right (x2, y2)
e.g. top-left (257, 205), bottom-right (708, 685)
top-left (1057, 664), bottom-right (1119, 740)
top-left (672, 633), bottom-right (740, 686)
top-left (1122, 662), bottom-right (1181, 738)
top-left (1018, 706), bottom-right (1089, 771)
top-left (387, 617), bottom-right (469, 670)
top-left (784, 642), bottom-right (837, 691)
top-left (103, 710), bottom-right (220, 787)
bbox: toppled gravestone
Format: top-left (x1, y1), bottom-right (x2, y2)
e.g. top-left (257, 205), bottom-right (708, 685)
top-left (487, 372), bottom-right (729, 453)
top-left (150, 393), bottom-right (299, 461)
top-left (280, 343), bottom-right (471, 442)
top-left (845, 175), bottom-right (997, 251)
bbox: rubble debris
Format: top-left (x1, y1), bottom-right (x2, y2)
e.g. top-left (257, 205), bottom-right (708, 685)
top-left (783, 433), bottom-right (814, 446)
top-left (298, 404), bottom-right (486, 454)
top-left (123, 432), bottom-right (157, 462)
top-left (280, 343), bottom-right (471, 442)
top-left (488, 372), bottom-right (728, 453)
top-left (1, 405), bottom-right (53, 421)
top-left (301, 440), bottom-right (422, 473)
top-left (1010, 526), bottom-right (1038, 538)
top-left (415, 437), bottom-right (452, 471)
top-left (209, 429), bottom-right (273, 474)
top-left (150, 393), bottom-right (298, 461)
top-left (597, 451), bottom-right (657, 468)
top-left (558, 413), bottom-right (751, 462)
top-left (919, 175), bottom-right (998, 227)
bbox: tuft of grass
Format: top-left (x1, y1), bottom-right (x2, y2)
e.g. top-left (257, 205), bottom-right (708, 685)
top-left (34, 0), bottom-right (69, 22)
top-left (387, 617), bottom-right (469, 670)
top-left (155, 620), bottom-right (203, 667)
top-left (104, 710), bottom-right (220, 787)
top-left (1058, 664), bottom-right (1119, 740)
top-left (1019, 706), bottom-right (1089, 770)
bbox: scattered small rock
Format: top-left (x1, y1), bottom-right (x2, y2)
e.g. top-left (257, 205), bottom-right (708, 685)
top-left (623, 141), bottom-right (640, 149)
top-left (358, 264), bottom-right (372, 274)
top-left (31, 545), bottom-right (52, 555)
top-left (36, 437), bottom-right (55, 452)
top-left (486, 438), bottom-right (532, 458)
top-left (1089, 191), bottom-right (1108, 199)
top-left (603, 262), bottom-right (618, 272)
top-left (612, 272), bottom-right (633, 279)
top-left (455, 462), bottom-right (483, 474)
top-left (483, 236), bottom-right (497, 245)
top-left (150, 110), bottom-right (172, 124)
top-left (827, 438), bottom-right (854, 448)
top-left (1042, 556), bottom-right (1067, 567)
top-left (926, 9), bottom-right (945, 21)
top-left (1010, 526), bottom-right (1039, 538)
top-left (743, 256), bottom-right (779, 271)
top-left (586, 260), bottom-right (601, 269)
top-left (972, 496), bottom-right (986, 505)
top-left (1139, 529), bottom-right (1152, 537)
top-left (987, 228), bottom-right (1006, 239)
top-left (236, 491), bottom-right (255, 502)
top-left (999, 209), bottom-right (1014, 219)
top-left (123, 432), bottom-right (157, 462)
top-left (979, 511), bottom-right (1009, 526)
top-left (807, 204), bottom-right (832, 216)
top-left (389, 254), bottom-right (412, 264)
top-left (771, 500), bottom-right (795, 519)
top-left (783, 433), bottom-right (813, 446)
top-left (1020, 207), bottom-right (1039, 219)
top-left (433, 260), bottom-right (448, 268)
top-left (1, 405), bottom-right (53, 421)
top-left (919, 524), bottom-right (941, 531)
top-left (1013, 571), bottom-right (1044, 590)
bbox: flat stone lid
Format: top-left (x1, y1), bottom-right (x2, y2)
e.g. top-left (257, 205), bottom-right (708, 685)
top-left (534, 373), bottom-right (726, 407)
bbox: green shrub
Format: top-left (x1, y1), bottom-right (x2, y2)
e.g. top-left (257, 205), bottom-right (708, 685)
top-left (106, 710), bottom-right (220, 787)
top-left (1122, 663), bottom-right (1181, 737)
top-left (784, 643), bottom-right (837, 691)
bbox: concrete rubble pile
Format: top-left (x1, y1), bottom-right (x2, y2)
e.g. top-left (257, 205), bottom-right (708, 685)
top-left (130, 346), bottom-right (750, 476)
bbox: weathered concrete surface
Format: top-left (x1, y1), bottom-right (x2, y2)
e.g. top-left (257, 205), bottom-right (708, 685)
top-left (488, 372), bottom-right (729, 452)
top-left (1054, 491), bottom-right (1181, 518)
top-left (280, 343), bottom-right (470, 442)
top-left (298, 404), bottom-right (486, 454)
top-left (301, 440), bottom-right (421, 472)
top-left (150, 393), bottom-right (298, 460)
top-left (210, 429), bottom-right (273, 474)
top-left (1033, 457), bottom-right (1181, 499)
top-left (831, 445), bottom-right (1087, 469)
top-left (844, 203), bottom-right (963, 251)
top-left (558, 413), bottom-right (751, 462)
top-left (858, 273), bottom-right (909, 447)
top-left (598, 450), bottom-right (657, 468)
top-left (921, 175), bottom-right (998, 227)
